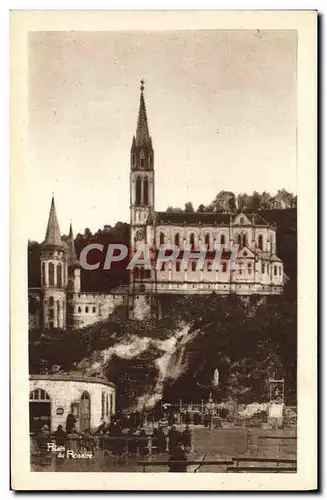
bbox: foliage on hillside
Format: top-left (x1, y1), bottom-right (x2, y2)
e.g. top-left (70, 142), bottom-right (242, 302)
top-left (29, 284), bottom-right (296, 408)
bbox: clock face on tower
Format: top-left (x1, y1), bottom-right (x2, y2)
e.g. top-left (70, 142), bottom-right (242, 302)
top-left (136, 229), bottom-right (145, 241)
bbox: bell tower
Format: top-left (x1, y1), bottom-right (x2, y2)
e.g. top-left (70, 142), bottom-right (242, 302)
top-left (130, 80), bottom-right (155, 247)
top-left (40, 196), bottom-right (67, 330)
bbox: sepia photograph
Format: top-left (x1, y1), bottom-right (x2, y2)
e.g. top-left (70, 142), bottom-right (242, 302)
top-left (10, 10), bottom-right (317, 491)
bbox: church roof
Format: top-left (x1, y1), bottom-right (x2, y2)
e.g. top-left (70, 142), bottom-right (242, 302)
top-left (135, 80), bottom-right (151, 147)
top-left (155, 211), bottom-right (231, 226)
top-left (42, 196), bottom-right (66, 249)
top-left (67, 222), bottom-right (80, 268)
top-left (155, 210), bottom-right (274, 228)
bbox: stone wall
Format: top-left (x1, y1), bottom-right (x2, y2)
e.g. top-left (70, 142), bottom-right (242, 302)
top-left (29, 375), bottom-right (116, 432)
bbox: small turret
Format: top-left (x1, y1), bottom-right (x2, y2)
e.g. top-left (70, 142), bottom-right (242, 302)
top-left (40, 196), bottom-right (67, 330)
top-left (67, 222), bottom-right (81, 294)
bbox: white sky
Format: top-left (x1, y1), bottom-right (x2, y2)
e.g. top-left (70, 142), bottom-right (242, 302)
top-left (27, 29), bottom-right (297, 241)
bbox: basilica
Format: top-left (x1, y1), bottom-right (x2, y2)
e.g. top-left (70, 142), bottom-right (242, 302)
top-left (28, 83), bottom-right (284, 331)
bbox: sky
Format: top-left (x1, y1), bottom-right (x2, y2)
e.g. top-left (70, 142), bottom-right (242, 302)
top-left (28, 30), bottom-right (297, 241)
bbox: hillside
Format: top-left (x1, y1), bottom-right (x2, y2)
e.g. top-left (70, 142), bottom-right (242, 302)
top-left (29, 289), bottom-right (297, 409)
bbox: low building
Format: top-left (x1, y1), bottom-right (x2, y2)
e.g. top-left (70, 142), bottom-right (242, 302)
top-left (29, 374), bottom-right (116, 433)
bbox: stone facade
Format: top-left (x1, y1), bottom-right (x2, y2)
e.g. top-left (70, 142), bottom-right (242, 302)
top-left (29, 374), bottom-right (116, 432)
top-left (28, 83), bottom-right (284, 329)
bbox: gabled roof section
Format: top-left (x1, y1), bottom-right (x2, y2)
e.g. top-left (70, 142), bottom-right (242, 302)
top-left (155, 211), bottom-right (231, 226)
top-left (232, 212), bottom-right (252, 225)
top-left (238, 246), bottom-right (256, 259)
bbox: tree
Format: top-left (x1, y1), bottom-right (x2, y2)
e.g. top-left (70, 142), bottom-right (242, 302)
top-left (247, 191), bottom-right (261, 212)
top-left (166, 206), bottom-right (183, 213)
top-left (237, 193), bottom-right (251, 212)
top-left (259, 192), bottom-right (273, 210)
top-left (211, 191), bottom-right (236, 213)
top-left (274, 189), bottom-right (296, 210)
top-left (184, 202), bottom-right (194, 212)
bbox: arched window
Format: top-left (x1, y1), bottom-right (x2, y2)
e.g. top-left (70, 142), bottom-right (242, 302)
top-left (42, 262), bottom-right (46, 286)
top-left (189, 233), bottom-right (195, 248)
top-left (56, 263), bottom-right (62, 287)
top-left (247, 263), bottom-right (252, 273)
top-left (145, 269), bottom-right (151, 279)
top-left (101, 391), bottom-right (105, 420)
top-left (160, 262), bottom-right (166, 272)
top-left (85, 306), bottom-right (89, 313)
top-left (262, 263), bottom-right (265, 274)
top-left (242, 235), bottom-right (247, 248)
top-left (207, 261), bottom-right (212, 272)
top-left (92, 306), bottom-right (96, 313)
top-left (205, 233), bottom-right (210, 246)
top-left (220, 234), bottom-right (226, 246)
top-left (174, 233), bottom-right (180, 247)
top-left (132, 153), bottom-right (136, 166)
top-left (222, 262), bottom-right (227, 273)
top-left (135, 177), bottom-right (141, 205)
top-left (237, 234), bottom-right (242, 248)
top-left (110, 393), bottom-right (114, 416)
top-left (176, 261), bottom-right (180, 272)
top-left (258, 235), bottom-right (263, 250)
top-left (134, 267), bottom-right (139, 279)
top-left (49, 262), bottom-right (55, 286)
top-left (279, 266), bottom-right (282, 276)
top-left (139, 267), bottom-right (145, 279)
top-left (143, 177), bottom-right (149, 205)
top-left (148, 153), bottom-right (152, 169)
top-left (191, 261), bottom-right (196, 272)
top-left (78, 306), bottom-right (81, 313)
top-left (274, 265), bottom-right (277, 276)
top-left (29, 388), bottom-right (50, 401)
top-left (159, 232), bottom-right (165, 245)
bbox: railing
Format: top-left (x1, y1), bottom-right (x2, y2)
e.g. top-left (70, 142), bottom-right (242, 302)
top-left (30, 433), bottom-right (165, 457)
top-left (138, 456), bottom-right (297, 473)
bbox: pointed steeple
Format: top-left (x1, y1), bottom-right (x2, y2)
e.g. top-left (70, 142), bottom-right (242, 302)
top-left (135, 80), bottom-right (151, 147)
top-left (43, 196), bottom-right (64, 247)
top-left (67, 222), bottom-right (79, 268)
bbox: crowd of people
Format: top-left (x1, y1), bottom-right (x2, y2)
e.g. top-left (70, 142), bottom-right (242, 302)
top-left (32, 412), bottom-right (193, 471)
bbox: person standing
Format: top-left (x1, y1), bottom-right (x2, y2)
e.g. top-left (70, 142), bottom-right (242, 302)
top-left (65, 413), bottom-right (77, 434)
top-left (53, 425), bottom-right (67, 447)
top-left (168, 439), bottom-right (187, 472)
top-left (182, 425), bottom-right (192, 453)
top-left (168, 425), bottom-right (181, 454)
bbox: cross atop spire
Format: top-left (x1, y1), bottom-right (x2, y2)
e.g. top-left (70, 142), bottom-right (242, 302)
top-left (135, 81), bottom-right (151, 147)
top-left (42, 196), bottom-right (64, 248)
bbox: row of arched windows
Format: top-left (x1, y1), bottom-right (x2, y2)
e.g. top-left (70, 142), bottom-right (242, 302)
top-left (158, 232), bottom-right (227, 247)
top-left (134, 268), bottom-right (151, 279)
top-left (157, 232), bottom-right (268, 251)
top-left (77, 306), bottom-right (97, 314)
top-left (261, 263), bottom-right (282, 276)
top-left (144, 261), bottom-right (229, 272)
top-left (42, 261), bottom-right (64, 287)
top-left (132, 152), bottom-right (153, 169)
top-left (135, 176), bottom-right (149, 205)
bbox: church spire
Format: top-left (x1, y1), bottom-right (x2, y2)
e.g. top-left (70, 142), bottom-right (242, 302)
top-left (135, 80), bottom-right (151, 147)
top-left (67, 222), bottom-right (79, 268)
top-left (43, 196), bottom-right (63, 247)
